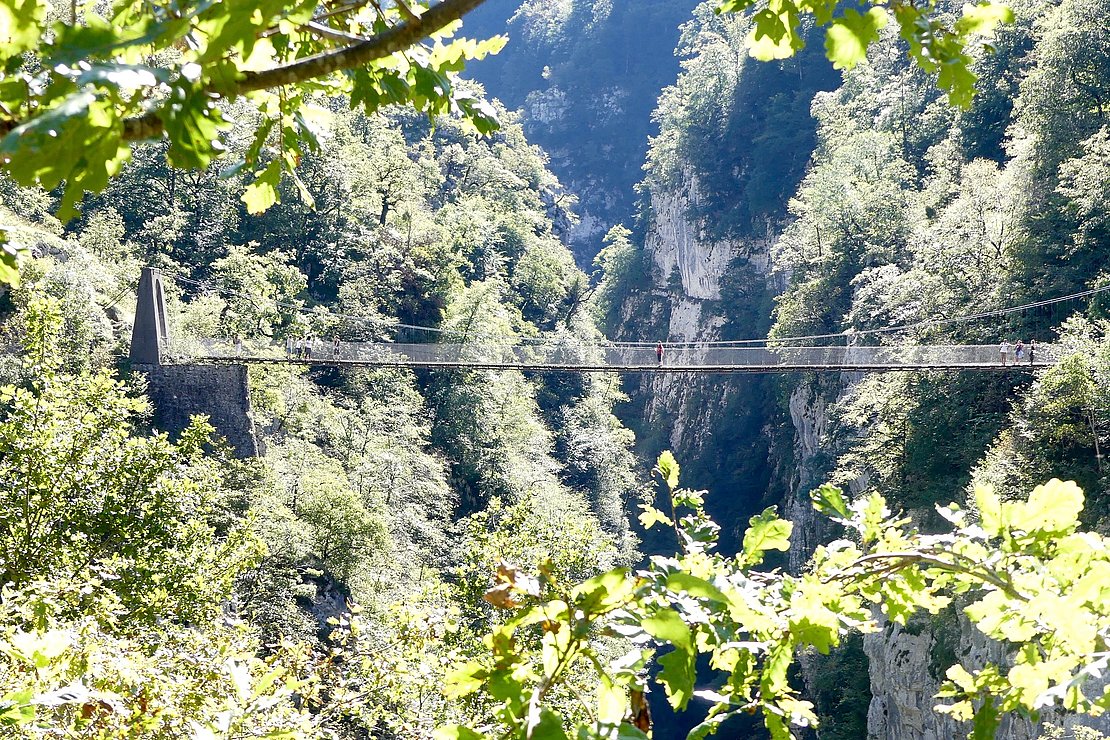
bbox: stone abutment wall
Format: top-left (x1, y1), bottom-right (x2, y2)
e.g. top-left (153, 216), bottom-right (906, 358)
top-left (136, 363), bottom-right (261, 458)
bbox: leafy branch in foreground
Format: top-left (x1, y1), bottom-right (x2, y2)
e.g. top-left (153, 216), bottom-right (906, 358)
top-left (0, 0), bottom-right (503, 219)
top-left (714, 0), bottom-right (1015, 108)
top-left (438, 452), bottom-right (1110, 739)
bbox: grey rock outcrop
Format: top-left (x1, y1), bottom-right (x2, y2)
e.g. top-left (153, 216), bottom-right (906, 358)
top-left (865, 616), bottom-right (1110, 740)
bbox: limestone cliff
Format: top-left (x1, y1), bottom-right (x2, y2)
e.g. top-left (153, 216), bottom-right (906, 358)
top-left (782, 375), bottom-right (1110, 740)
top-left (614, 172), bottom-right (783, 553)
top-left (621, 167), bottom-right (1110, 738)
top-left (865, 614), bottom-right (1110, 740)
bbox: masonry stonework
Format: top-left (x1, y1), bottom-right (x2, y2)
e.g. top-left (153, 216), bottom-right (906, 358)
top-left (137, 363), bottom-right (262, 458)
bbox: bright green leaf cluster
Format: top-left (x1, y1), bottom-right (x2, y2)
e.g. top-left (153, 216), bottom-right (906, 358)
top-left (442, 452), bottom-right (1110, 739)
top-left (0, 0), bottom-right (506, 225)
top-left (715, 0), bottom-right (1015, 107)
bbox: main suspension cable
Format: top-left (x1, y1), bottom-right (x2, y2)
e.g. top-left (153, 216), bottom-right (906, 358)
top-left (158, 266), bottom-right (1109, 347)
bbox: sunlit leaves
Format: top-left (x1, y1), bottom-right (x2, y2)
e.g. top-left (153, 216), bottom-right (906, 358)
top-left (483, 561), bottom-right (542, 609)
top-left (162, 79), bottom-right (231, 170)
top-left (0, 0), bottom-right (506, 232)
top-left (664, 573), bottom-right (729, 604)
top-left (433, 725), bottom-right (488, 739)
top-left (741, 507), bottom-right (793, 566)
top-left (0, 228), bottom-right (21, 286)
top-left (824, 7), bottom-right (888, 70)
top-left (746, 6), bottom-right (804, 61)
top-left (641, 609), bottom-right (696, 710)
top-left (1009, 478), bottom-right (1083, 536)
top-left (572, 568), bottom-right (634, 612)
top-left (654, 450), bottom-right (680, 490)
top-left (714, 0), bottom-right (1015, 107)
top-left (241, 160), bottom-right (282, 215)
top-left (810, 483), bottom-right (850, 520)
top-left (0, 92), bottom-right (129, 220)
top-left (445, 455), bottom-right (1110, 740)
top-left (955, 2), bottom-right (1015, 37)
top-left (0, 0), bottom-right (46, 59)
top-left (974, 483), bottom-right (1003, 537)
top-left (637, 504), bottom-right (672, 530)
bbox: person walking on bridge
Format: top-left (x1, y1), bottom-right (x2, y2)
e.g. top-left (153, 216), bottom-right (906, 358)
top-left (1030, 339), bottom-right (1036, 365)
top-left (1015, 340), bottom-right (1025, 363)
top-left (1000, 340), bottom-right (1012, 366)
top-left (656, 342), bottom-right (665, 366)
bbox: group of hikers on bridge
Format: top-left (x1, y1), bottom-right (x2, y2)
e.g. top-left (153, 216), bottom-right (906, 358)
top-left (999, 339), bottom-right (1036, 366)
top-left (284, 335), bottom-right (342, 359)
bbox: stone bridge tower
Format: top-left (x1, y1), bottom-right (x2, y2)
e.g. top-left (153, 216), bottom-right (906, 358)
top-left (130, 267), bottom-right (169, 364)
top-left (130, 267), bottom-right (261, 458)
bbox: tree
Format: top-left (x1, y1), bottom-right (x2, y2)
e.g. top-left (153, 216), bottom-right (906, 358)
top-left (0, 0), bottom-right (505, 219)
top-left (0, 298), bottom-right (261, 624)
top-left (440, 452), bottom-right (1110, 740)
top-left (297, 467), bottom-right (390, 582)
top-left (0, 0), bottom-right (1014, 218)
top-left (208, 244), bottom-right (307, 338)
top-left (0, 0), bottom-right (1017, 285)
top-left (714, 0), bottom-right (1014, 108)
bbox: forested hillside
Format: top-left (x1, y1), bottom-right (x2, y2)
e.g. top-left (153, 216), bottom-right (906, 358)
top-left (0, 99), bottom-right (646, 735)
top-left (461, 0), bottom-right (699, 261)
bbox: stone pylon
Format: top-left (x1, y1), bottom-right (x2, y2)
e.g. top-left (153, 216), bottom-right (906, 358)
top-left (130, 267), bottom-right (169, 365)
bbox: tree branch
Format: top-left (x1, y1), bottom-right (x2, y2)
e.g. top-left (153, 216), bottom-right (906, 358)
top-left (3, 0), bottom-right (488, 142)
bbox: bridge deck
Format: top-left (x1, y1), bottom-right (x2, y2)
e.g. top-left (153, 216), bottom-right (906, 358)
top-left (170, 341), bottom-right (1056, 373)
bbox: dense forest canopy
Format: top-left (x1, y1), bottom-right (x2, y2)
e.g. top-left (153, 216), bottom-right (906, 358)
top-left (1, 0), bottom-right (1012, 244)
top-left (1, 0), bottom-right (1110, 738)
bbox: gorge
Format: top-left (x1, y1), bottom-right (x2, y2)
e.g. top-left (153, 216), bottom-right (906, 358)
top-left (1, 0), bottom-right (1109, 737)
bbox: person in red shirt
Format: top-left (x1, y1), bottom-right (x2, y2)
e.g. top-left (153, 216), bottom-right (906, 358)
top-left (656, 342), bottom-right (664, 366)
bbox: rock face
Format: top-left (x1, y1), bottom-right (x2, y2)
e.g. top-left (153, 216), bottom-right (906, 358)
top-left (627, 168), bottom-right (1110, 738)
top-left (865, 617), bottom-right (1110, 740)
top-left (783, 382), bottom-right (834, 573)
top-left (458, 0), bottom-right (701, 263)
top-left (620, 173), bottom-right (768, 460)
top-left (138, 363), bottom-right (262, 458)
top-left (778, 376), bottom-right (1110, 739)
top-left (647, 182), bottom-right (741, 302)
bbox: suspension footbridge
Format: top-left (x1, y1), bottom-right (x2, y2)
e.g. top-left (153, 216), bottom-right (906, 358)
top-left (131, 268), bottom-right (1063, 374)
top-left (173, 338), bottom-right (1053, 373)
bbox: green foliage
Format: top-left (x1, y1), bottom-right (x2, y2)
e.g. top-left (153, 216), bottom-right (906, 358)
top-left (463, 0), bottom-right (699, 258)
top-left (296, 468), bottom-right (391, 582)
top-left (0, 228), bottom-right (22, 286)
top-left (644, 3), bottom-right (838, 239)
top-left (0, 577), bottom-right (329, 738)
top-left (715, 0), bottom-right (1014, 107)
top-left (0, 298), bottom-right (261, 623)
top-left (592, 225), bottom-right (646, 332)
top-left (0, 0), bottom-right (506, 224)
top-left (209, 244), bottom-right (306, 338)
top-left (0, 299), bottom-right (364, 738)
top-left (442, 453), bottom-right (1110, 739)
top-left (971, 321), bottom-right (1110, 529)
top-left (0, 23), bottom-right (644, 739)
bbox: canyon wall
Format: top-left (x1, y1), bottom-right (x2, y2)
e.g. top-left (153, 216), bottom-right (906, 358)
top-left (622, 168), bottom-right (1110, 740)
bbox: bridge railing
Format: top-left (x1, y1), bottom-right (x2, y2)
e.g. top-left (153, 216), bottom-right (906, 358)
top-left (170, 338), bottom-right (1059, 369)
